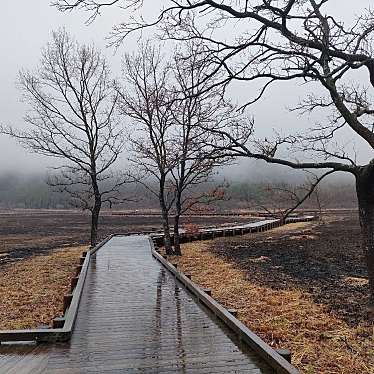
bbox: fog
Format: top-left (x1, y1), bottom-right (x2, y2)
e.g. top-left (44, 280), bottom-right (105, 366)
top-left (0, 1), bottom-right (372, 180)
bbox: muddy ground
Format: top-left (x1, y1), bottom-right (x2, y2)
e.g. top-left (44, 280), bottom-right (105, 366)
top-left (210, 213), bottom-right (369, 325)
top-left (0, 209), bottom-right (254, 265)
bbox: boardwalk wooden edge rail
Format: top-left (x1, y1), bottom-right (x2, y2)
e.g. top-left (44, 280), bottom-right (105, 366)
top-left (0, 215), bottom-right (315, 345)
top-left (151, 215), bottom-right (316, 247)
top-left (150, 240), bottom-right (300, 374)
top-left (0, 235), bottom-right (114, 344)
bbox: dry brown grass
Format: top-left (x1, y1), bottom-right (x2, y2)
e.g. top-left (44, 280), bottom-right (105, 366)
top-left (0, 235), bottom-right (74, 253)
top-left (171, 230), bottom-right (374, 374)
top-left (0, 246), bottom-right (85, 330)
top-left (265, 222), bottom-right (311, 234)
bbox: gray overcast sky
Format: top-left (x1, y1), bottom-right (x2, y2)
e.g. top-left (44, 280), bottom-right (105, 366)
top-left (0, 1), bottom-right (129, 173)
top-left (0, 1), bottom-right (372, 179)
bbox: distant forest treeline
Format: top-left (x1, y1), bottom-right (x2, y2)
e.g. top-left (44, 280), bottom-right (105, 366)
top-left (0, 173), bottom-right (70, 209)
top-left (0, 173), bottom-right (357, 211)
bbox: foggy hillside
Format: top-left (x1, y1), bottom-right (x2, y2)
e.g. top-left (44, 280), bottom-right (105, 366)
top-left (0, 169), bottom-right (357, 210)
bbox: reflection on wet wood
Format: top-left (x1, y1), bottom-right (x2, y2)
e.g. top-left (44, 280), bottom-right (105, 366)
top-left (0, 236), bottom-right (274, 373)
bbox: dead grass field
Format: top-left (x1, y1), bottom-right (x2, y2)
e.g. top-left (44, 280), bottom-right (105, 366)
top-left (0, 209), bottom-right (253, 265)
top-left (171, 219), bottom-right (374, 374)
top-left (0, 209), bottom-right (254, 332)
top-left (0, 246), bottom-right (85, 330)
top-left (1, 209), bottom-right (372, 372)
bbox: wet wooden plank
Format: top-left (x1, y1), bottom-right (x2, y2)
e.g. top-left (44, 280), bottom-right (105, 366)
top-left (0, 235), bottom-right (276, 373)
top-left (152, 246), bottom-right (298, 374)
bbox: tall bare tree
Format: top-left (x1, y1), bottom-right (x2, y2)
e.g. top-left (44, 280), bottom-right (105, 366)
top-left (169, 44), bottom-right (243, 254)
top-left (1, 30), bottom-right (125, 246)
top-left (118, 43), bottom-right (248, 255)
top-left (55, 0), bottom-right (374, 311)
top-left (117, 46), bottom-right (177, 254)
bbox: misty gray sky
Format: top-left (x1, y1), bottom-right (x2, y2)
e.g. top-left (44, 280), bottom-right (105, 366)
top-left (0, 1), bottom-right (372, 180)
top-left (0, 1), bottom-right (127, 172)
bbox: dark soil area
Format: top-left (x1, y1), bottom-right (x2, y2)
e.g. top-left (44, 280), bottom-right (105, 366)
top-left (0, 209), bottom-right (254, 265)
top-left (209, 213), bottom-right (369, 325)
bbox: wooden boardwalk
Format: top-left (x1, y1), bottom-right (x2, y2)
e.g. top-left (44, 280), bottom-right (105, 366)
top-left (0, 235), bottom-right (274, 373)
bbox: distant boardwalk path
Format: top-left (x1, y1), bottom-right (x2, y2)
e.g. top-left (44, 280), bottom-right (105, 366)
top-left (0, 235), bottom-right (273, 373)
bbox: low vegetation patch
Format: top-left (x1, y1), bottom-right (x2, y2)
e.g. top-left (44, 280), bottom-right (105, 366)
top-left (171, 219), bottom-right (373, 374)
top-left (0, 246), bottom-right (85, 330)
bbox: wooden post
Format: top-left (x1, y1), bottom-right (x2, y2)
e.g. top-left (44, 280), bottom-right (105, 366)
top-left (52, 317), bottom-right (65, 329)
top-left (76, 265), bottom-right (83, 276)
top-left (70, 276), bottom-right (79, 292)
top-left (63, 294), bottom-right (73, 313)
top-left (81, 251), bottom-right (88, 257)
top-left (275, 348), bottom-right (292, 363)
top-left (202, 288), bottom-right (212, 296)
top-left (79, 256), bottom-right (85, 265)
top-left (227, 308), bottom-right (238, 318)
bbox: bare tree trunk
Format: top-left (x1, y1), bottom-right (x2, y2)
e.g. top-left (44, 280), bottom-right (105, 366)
top-left (160, 199), bottom-right (173, 255)
top-left (90, 179), bottom-right (102, 247)
top-left (173, 213), bottom-right (182, 256)
top-left (89, 167), bottom-right (102, 247)
top-left (356, 165), bottom-right (374, 311)
top-left (90, 202), bottom-right (100, 247)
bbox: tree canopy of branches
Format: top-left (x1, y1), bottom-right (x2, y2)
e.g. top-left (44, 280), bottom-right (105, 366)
top-left (118, 44), bottom-right (247, 255)
top-left (1, 30), bottom-right (126, 246)
top-left (118, 46), bottom-right (176, 254)
top-left (55, 1), bottom-right (374, 309)
top-left (255, 172), bottom-right (328, 220)
top-left (167, 43), bottom-right (242, 254)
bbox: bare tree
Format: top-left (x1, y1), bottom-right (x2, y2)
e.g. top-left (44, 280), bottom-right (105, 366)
top-left (117, 45), bottom-right (177, 254)
top-left (1, 30), bottom-right (125, 246)
top-left (256, 171), bottom-right (331, 220)
top-left (118, 44), bottom-right (242, 255)
top-left (169, 43), bottom-right (241, 255)
top-left (54, 0), bottom-right (374, 309)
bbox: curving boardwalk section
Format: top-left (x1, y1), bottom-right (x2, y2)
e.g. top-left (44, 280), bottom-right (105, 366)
top-left (0, 235), bottom-right (274, 373)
